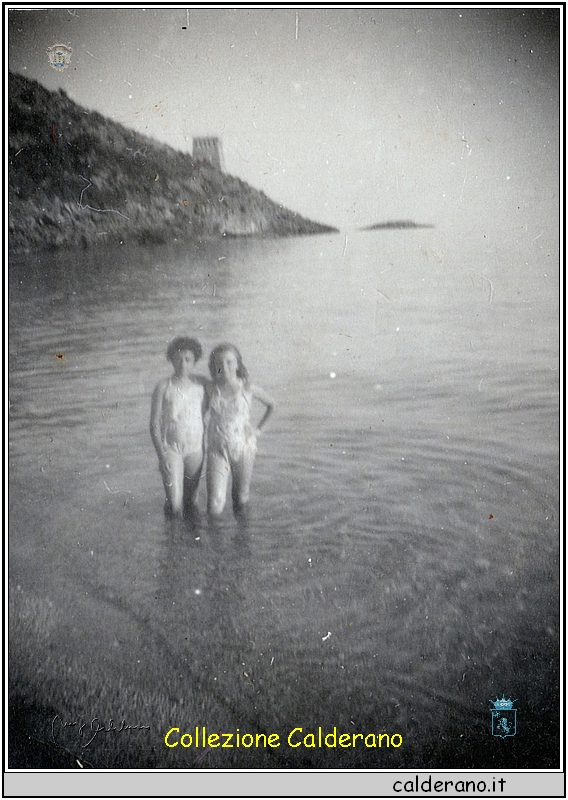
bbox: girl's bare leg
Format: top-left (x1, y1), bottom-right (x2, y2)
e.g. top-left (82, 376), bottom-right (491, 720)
top-left (183, 451), bottom-right (204, 513)
top-left (161, 451), bottom-right (185, 517)
top-left (207, 452), bottom-right (230, 515)
top-left (231, 452), bottom-right (255, 512)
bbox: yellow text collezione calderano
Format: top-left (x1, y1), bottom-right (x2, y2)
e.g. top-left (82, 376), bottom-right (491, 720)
top-left (164, 726), bottom-right (403, 750)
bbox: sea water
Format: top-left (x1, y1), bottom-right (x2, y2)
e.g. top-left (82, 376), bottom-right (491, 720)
top-left (8, 229), bottom-right (559, 767)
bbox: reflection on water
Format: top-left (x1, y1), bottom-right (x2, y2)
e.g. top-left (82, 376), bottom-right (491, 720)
top-left (9, 232), bottom-right (559, 767)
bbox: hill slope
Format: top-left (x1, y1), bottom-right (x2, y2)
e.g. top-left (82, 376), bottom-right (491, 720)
top-left (8, 73), bottom-right (337, 251)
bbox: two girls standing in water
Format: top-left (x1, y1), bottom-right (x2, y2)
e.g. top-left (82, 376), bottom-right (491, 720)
top-left (151, 339), bottom-right (274, 518)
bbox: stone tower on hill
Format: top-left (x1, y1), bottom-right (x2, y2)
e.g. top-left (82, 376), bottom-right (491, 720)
top-left (192, 137), bottom-right (224, 171)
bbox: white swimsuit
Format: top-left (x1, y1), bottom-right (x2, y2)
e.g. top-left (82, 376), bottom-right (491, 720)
top-left (207, 382), bottom-right (257, 463)
top-left (160, 377), bottom-right (205, 457)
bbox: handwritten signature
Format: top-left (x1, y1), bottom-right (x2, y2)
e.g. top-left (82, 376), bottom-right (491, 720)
top-left (52, 715), bottom-right (150, 748)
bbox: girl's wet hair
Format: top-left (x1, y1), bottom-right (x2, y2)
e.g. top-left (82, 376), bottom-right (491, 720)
top-left (166, 337), bottom-right (202, 363)
top-left (208, 343), bottom-right (250, 385)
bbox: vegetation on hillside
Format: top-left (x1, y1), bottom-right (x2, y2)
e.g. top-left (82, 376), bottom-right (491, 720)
top-left (8, 73), bottom-right (337, 251)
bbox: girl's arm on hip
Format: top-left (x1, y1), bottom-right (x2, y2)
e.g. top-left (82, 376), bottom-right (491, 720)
top-left (251, 384), bottom-right (276, 431)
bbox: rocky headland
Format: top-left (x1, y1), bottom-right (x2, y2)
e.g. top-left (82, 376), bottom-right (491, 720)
top-left (8, 72), bottom-right (338, 251)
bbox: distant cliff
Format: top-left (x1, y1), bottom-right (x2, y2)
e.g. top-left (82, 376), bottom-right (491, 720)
top-left (8, 73), bottom-right (338, 251)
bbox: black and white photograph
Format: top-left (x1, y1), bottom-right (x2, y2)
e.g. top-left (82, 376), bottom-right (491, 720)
top-left (7, 3), bottom-right (561, 782)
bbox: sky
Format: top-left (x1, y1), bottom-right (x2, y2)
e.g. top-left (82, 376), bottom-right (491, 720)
top-left (7, 5), bottom-right (560, 232)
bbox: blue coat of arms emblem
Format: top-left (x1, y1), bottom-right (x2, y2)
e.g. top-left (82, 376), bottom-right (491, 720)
top-left (46, 44), bottom-right (73, 71)
top-left (490, 696), bottom-right (517, 737)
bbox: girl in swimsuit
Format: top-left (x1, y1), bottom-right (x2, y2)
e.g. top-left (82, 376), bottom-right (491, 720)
top-left (206, 343), bottom-right (274, 516)
top-left (150, 337), bottom-right (210, 517)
